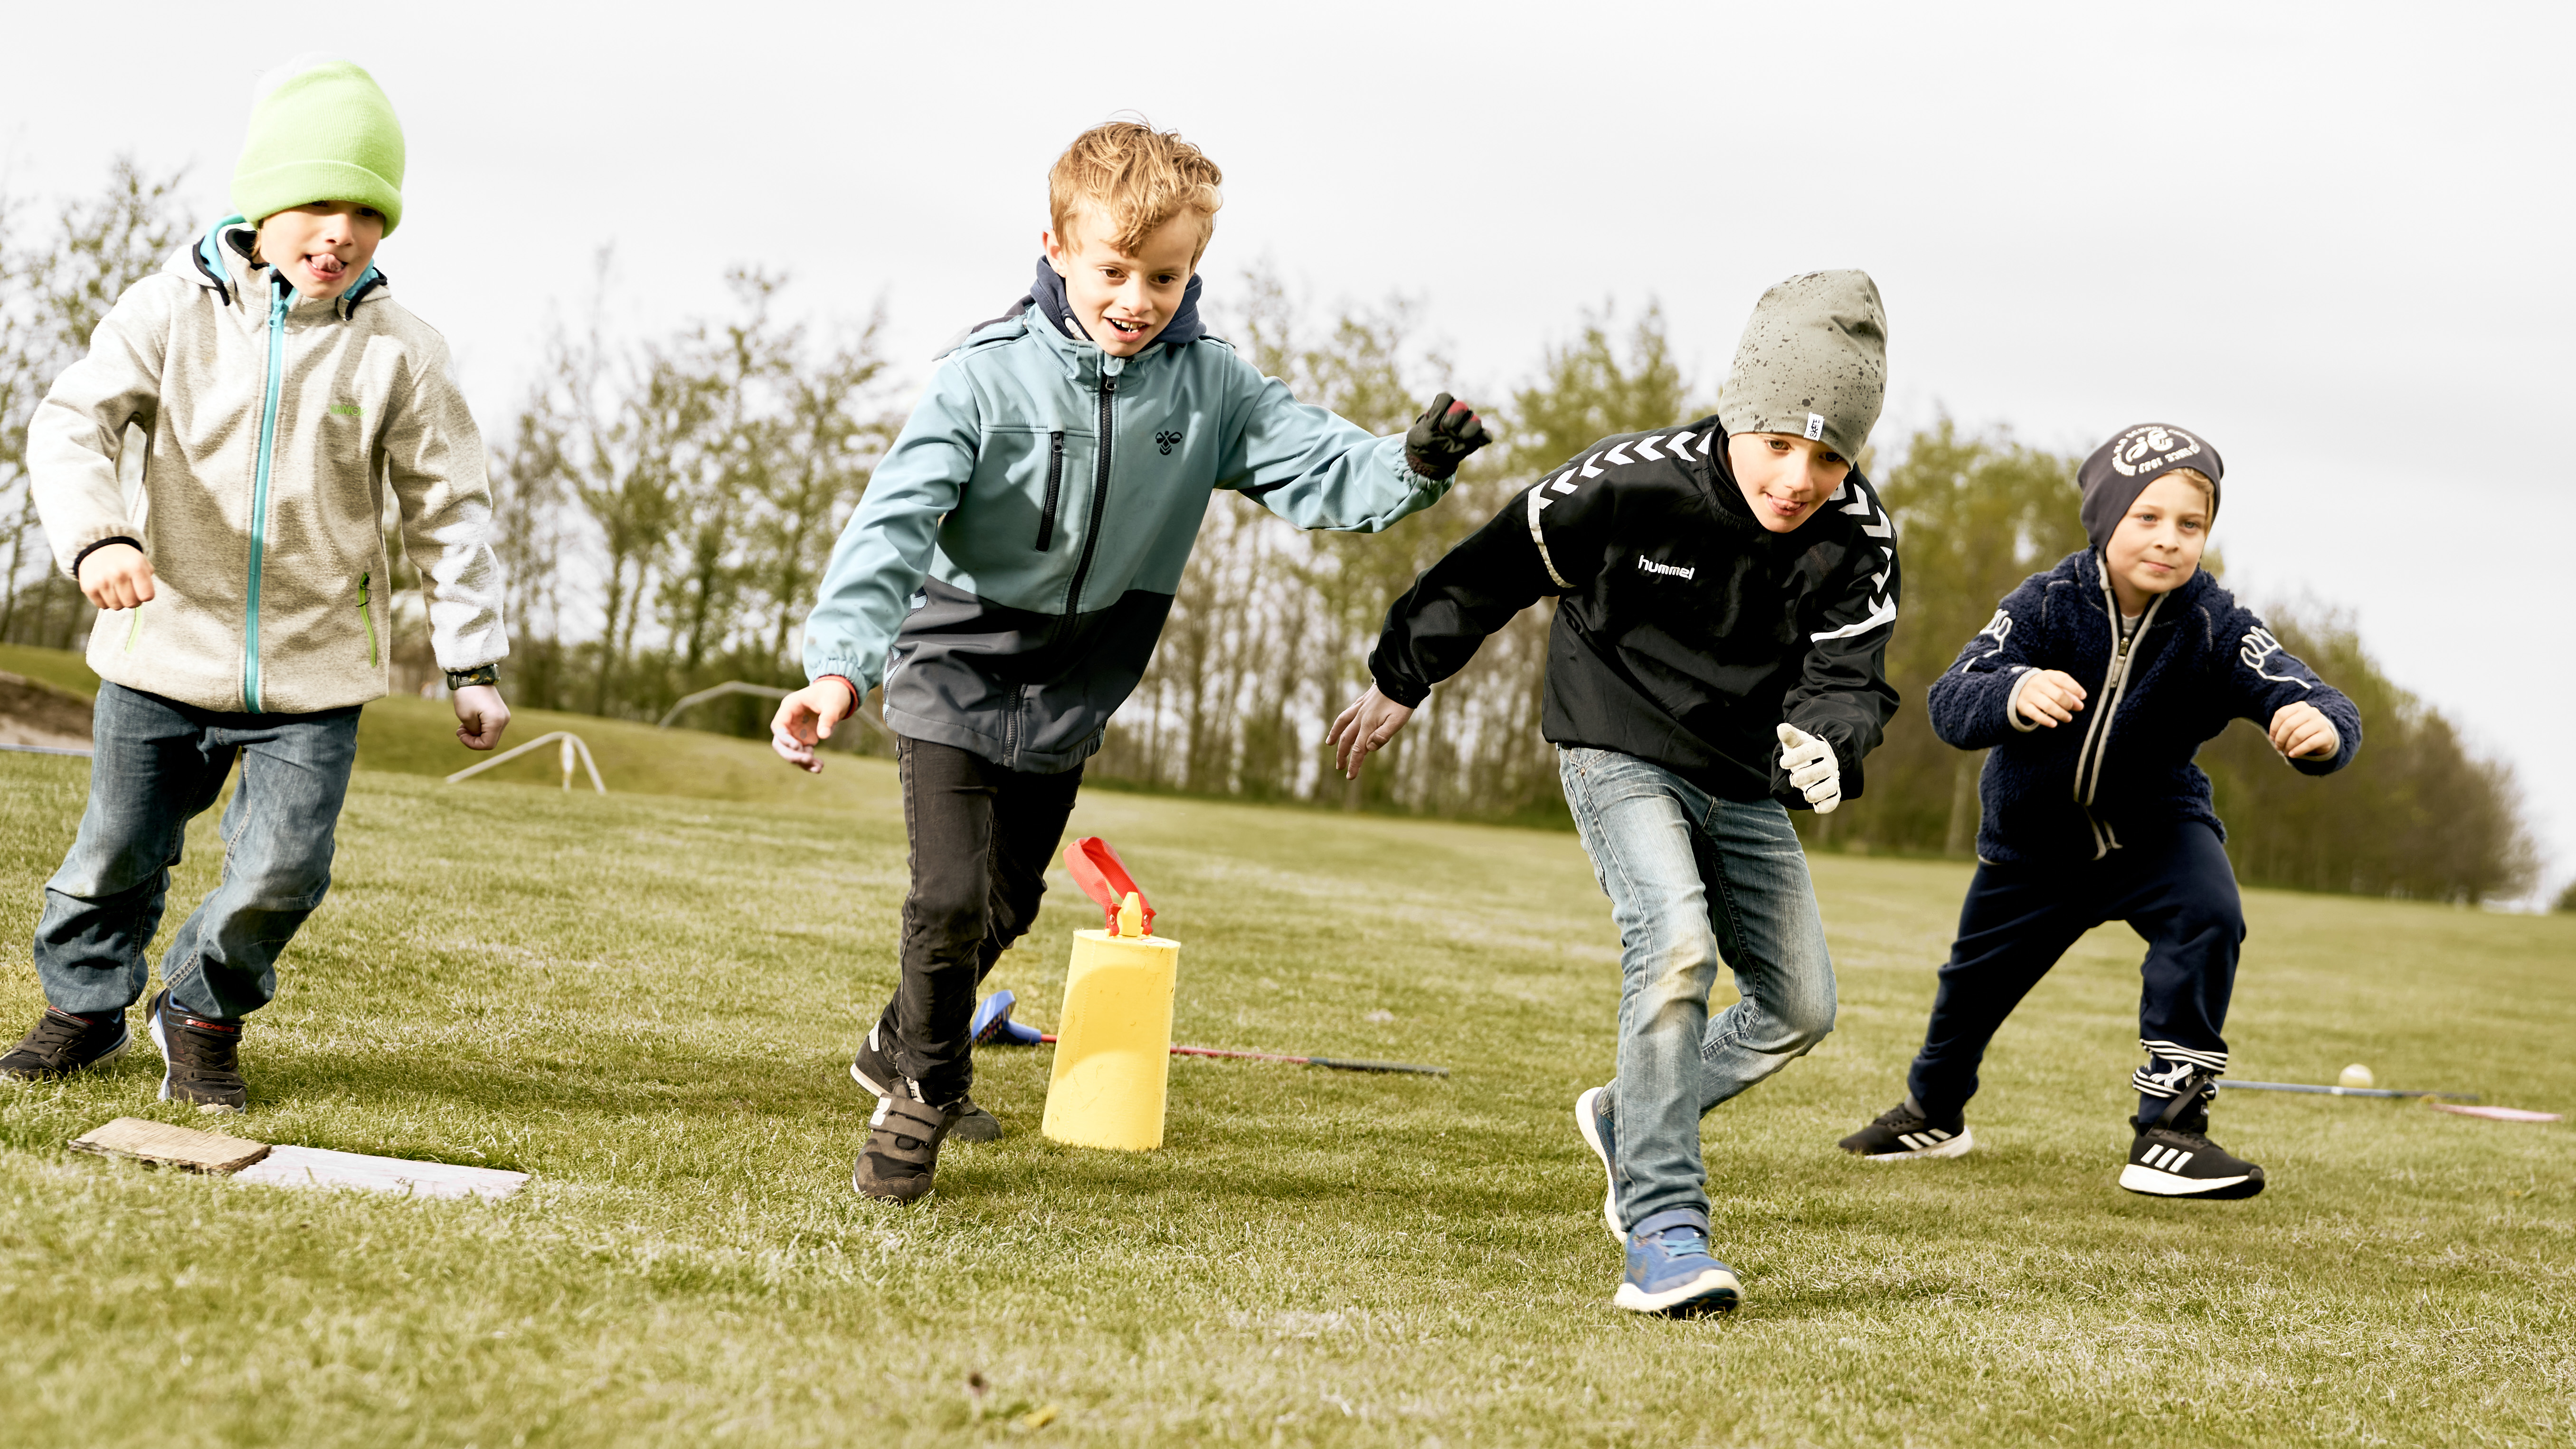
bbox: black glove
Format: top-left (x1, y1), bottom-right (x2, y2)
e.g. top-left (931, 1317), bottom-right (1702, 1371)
top-left (1403, 392), bottom-right (1493, 480)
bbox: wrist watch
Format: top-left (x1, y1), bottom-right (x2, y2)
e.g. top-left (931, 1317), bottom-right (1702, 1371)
top-left (445, 663), bottom-right (500, 691)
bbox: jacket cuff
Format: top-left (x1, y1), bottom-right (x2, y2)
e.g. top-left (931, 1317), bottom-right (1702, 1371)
top-left (2003, 669), bottom-right (2041, 732)
top-left (70, 536), bottom-right (142, 579)
top-left (1371, 664), bottom-right (1431, 710)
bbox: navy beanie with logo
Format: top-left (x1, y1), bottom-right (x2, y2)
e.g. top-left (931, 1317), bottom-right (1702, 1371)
top-left (2079, 424), bottom-right (2225, 549)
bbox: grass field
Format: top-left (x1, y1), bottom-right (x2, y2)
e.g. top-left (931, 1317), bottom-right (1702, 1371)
top-left (2, 681), bottom-right (2573, 1447)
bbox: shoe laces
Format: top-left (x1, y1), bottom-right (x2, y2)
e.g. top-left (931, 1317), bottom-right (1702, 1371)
top-left (1650, 1228), bottom-right (1712, 1260)
top-left (27, 1011), bottom-right (93, 1052)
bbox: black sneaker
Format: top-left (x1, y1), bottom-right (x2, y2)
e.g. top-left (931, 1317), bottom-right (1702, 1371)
top-left (1837, 1097), bottom-right (1974, 1160)
top-left (0, 1006), bottom-right (131, 1081)
top-left (851, 1023), bottom-right (1002, 1142)
top-left (2120, 1091), bottom-right (2264, 1200)
top-left (853, 1091), bottom-right (962, 1203)
top-left (147, 989), bottom-right (246, 1113)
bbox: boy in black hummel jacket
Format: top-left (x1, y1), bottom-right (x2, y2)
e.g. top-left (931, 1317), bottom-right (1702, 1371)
top-left (1836, 423), bottom-right (2360, 1200)
top-left (1332, 272), bottom-right (1900, 1316)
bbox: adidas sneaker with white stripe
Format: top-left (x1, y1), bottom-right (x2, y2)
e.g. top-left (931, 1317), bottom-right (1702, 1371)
top-left (2121, 1124), bottom-right (2265, 1198)
top-left (1836, 1099), bottom-right (1975, 1161)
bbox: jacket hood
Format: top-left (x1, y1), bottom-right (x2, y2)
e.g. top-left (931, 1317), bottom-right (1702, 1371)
top-left (1022, 257), bottom-right (1207, 355)
top-left (173, 214), bottom-right (386, 316)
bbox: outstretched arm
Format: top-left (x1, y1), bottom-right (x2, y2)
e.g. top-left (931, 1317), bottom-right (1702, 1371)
top-left (1216, 357), bottom-right (1486, 533)
top-left (1335, 472), bottom-right (1605, 778)
top-left (1925, 575), bottom-right (2056, 751)
top-left (2224, 615), bottom-right (2361, 773)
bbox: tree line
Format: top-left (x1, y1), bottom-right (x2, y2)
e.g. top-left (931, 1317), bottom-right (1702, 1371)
top-left (0, 161), bottom-right (2540, 903)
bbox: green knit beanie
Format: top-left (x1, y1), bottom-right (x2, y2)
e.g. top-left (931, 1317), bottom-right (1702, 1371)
top-left (231, 55), bottom-right (406, 235)
top-left (1719, 270), bottom-right (1887, 463)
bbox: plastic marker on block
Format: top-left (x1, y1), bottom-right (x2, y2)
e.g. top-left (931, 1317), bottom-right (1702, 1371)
top-left (1042, 838), bottom-right (1181, 1151)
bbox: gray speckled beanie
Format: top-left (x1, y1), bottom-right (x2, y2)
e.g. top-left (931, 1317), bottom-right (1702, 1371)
top-left (1719, 270), bottom-right (1887, 461)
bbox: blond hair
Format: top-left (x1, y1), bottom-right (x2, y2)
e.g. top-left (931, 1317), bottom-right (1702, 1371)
top-left (1049, 120), bottom-right (1224, 262)
top-left (2167, 466), bottom-right (2217, 512)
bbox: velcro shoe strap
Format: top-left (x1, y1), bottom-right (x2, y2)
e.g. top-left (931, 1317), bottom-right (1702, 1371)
top-left (868, 1097), bottom-right (952, 1166)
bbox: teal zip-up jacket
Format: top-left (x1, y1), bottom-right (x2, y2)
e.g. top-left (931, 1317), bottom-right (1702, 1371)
top-left (804, 272), bottom-right (1451, 773)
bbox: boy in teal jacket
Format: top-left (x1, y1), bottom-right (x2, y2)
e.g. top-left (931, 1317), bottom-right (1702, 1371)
top-left (771, 120), bottom-right (1489, 1202)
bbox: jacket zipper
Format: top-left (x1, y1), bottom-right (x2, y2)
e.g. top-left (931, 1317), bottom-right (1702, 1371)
top-left (243, 277), bottom-right (290, 712)
top-left (359, 571), bottom-right (379, 667)
top-left (1034, 429), bottom-right (1067, 550)
top-left (2069, 563), bottom-right (2166, 858)
top-left (1064, 374), bottom-right (1118, 616)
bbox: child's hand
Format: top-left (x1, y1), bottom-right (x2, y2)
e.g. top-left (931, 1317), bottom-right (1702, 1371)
top-left (771, 678), bottom-right (858, 774)
top-left (1777, 722), bottom-right (1842, 813)
top-left (453, 685), bottom-right (510, 750)
top-left (1327, 685), bottom-right (1414, 779)
top-left (2012, 669), bottom-right (2088, 728)
top-left (76, 542), bottom-right (156, 610)
top-left (1402, 393), bottom-right (1495, 480)
top-left (2268, 701), bottom-right (2339, 759)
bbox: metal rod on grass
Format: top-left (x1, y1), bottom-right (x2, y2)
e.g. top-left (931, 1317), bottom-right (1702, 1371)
top-left (2215, 1078), bottom-right (2473, 1098)
top-left (1035, 1034), bottom-right (1447, 1078)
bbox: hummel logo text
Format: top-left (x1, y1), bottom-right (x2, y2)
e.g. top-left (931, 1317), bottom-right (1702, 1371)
top-left (1638, 555), bottom-right (1695, 580)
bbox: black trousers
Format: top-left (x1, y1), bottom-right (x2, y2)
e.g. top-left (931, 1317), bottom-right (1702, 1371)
top-left (1905, 821), bottom-right (2245, 1123)
top-left (879, 737), bottom-right (1085, 1101)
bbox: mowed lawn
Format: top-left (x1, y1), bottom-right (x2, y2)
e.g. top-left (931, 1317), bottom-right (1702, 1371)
top-left (1, 708), bottom-right (2572, 1447)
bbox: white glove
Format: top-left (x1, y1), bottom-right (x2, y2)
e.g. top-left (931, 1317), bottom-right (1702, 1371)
top-left (1777, 722), bottom-right (1841, 814)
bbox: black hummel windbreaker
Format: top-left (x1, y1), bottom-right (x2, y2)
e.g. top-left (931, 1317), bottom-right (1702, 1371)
top-left (1368, 417), bottom-right (1901, 807)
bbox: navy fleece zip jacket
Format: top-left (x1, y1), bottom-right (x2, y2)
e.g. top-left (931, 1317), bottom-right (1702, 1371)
top-left (1931, 549), bottom-right (2360, 864)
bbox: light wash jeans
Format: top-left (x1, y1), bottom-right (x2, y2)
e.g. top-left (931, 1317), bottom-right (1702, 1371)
top-left (34, 682), bottom-right (360, 1021)
top-left (1559, 746), bottom-right (1837, 1231)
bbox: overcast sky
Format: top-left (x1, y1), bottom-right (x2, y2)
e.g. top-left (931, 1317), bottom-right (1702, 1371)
top-left (8, 1), bottom-right (2570, 899)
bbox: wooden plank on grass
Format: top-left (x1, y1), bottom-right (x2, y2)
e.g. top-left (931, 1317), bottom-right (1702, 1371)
top-left (69, 1117), bottom-right (271, 1173)
top-left (231, 1144), bottom-right (529, 1201)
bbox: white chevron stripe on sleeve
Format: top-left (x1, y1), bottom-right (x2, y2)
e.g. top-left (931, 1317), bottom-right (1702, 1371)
top-left (1526, 486), bottom-right (1572, 590)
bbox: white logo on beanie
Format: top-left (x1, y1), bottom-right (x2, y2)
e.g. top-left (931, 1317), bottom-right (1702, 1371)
top-left (1804, 413), bottom-right (1826, 441)
top-left (2109, 425), bottom-right (2204, 478)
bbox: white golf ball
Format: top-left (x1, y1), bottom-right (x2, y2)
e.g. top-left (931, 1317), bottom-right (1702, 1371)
top-left (2338, 1063), bottom-right (2375, 1089)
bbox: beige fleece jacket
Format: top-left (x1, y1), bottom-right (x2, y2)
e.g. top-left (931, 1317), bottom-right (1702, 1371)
top-left (27, 221), bottom-right (505, 714)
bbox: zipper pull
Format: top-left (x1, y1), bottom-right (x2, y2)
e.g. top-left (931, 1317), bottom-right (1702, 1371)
top-left (359, 571), bottom-right (370, 607)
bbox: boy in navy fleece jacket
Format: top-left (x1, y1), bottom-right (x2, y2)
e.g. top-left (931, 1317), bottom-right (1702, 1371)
top-left (1836, 423), bottom-right (2359, 1200)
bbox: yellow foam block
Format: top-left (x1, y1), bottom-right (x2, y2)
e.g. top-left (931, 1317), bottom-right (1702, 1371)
top-left (1041, 928), bottom-right (1180, 1151)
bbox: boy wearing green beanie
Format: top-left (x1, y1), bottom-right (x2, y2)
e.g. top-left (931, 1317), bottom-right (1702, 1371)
top-left (3, 55), bottom-right (511, 1112)
top-left (1335, 271), bottom-right (1901, 1315)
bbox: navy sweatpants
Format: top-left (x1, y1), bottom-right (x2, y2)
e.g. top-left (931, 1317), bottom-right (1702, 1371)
top-left (1905, 822), bottom-right (2246, 1123)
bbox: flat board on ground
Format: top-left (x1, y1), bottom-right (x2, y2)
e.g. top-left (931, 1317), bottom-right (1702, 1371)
top-left (1, 728), bottom-right (2571, 1447)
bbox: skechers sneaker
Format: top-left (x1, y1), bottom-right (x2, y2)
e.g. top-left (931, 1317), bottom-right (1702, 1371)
top-left (2121, 1092), bottom-right (2265, 1199)
top-left (1837, 1097), bottom-right (1975, 1161)
top-left (0, 1006), bottom-right (131, 1081)
top-left (852, 1090), bottom-right (963, 1203)
top-left (1574, 1086), bottom-right (1622, 1243)
top-left (147, 989), bottom-right (246, 1113)
top-left (1613, 1210), bottom-right (1742, 1317)
top-left (850, 1023), bottom-right (1002, 1142)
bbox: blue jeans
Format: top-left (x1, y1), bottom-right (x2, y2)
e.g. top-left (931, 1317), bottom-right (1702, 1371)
top-left (34, 683), bottom-right (360, 1020)
top-left (1559, 747), bottom-right (1837, 1231)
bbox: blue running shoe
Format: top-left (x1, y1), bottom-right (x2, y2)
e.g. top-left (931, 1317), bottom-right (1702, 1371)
top-left (1574, 1086), bottom-right (1621, 1243)
top-left (1614, 1210), bottom-right (1741, 1317)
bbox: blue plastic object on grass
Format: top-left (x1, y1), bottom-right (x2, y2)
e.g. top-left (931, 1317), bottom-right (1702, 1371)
top-left (971, 990), bottom-right (1045, 1046)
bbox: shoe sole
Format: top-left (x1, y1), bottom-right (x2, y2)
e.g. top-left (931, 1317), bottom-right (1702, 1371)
top-left (148, 1004), bottom-right (242, 1115)
top-left (1574, 1087), bottom-right (1619, 1244)
top-left (1613, 1266), bottom-right (1742, 1316)
top-left (2118, 1162), bottom-right (2265, 1199)
top-left (1858, 1127), bottom-right (1976, 1162)
top-left (849, 1059), bottom-right (895, 1098)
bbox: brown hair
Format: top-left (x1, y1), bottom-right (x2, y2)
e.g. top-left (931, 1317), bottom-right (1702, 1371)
top-left (1049, 120), bottom-right (1224, 262)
